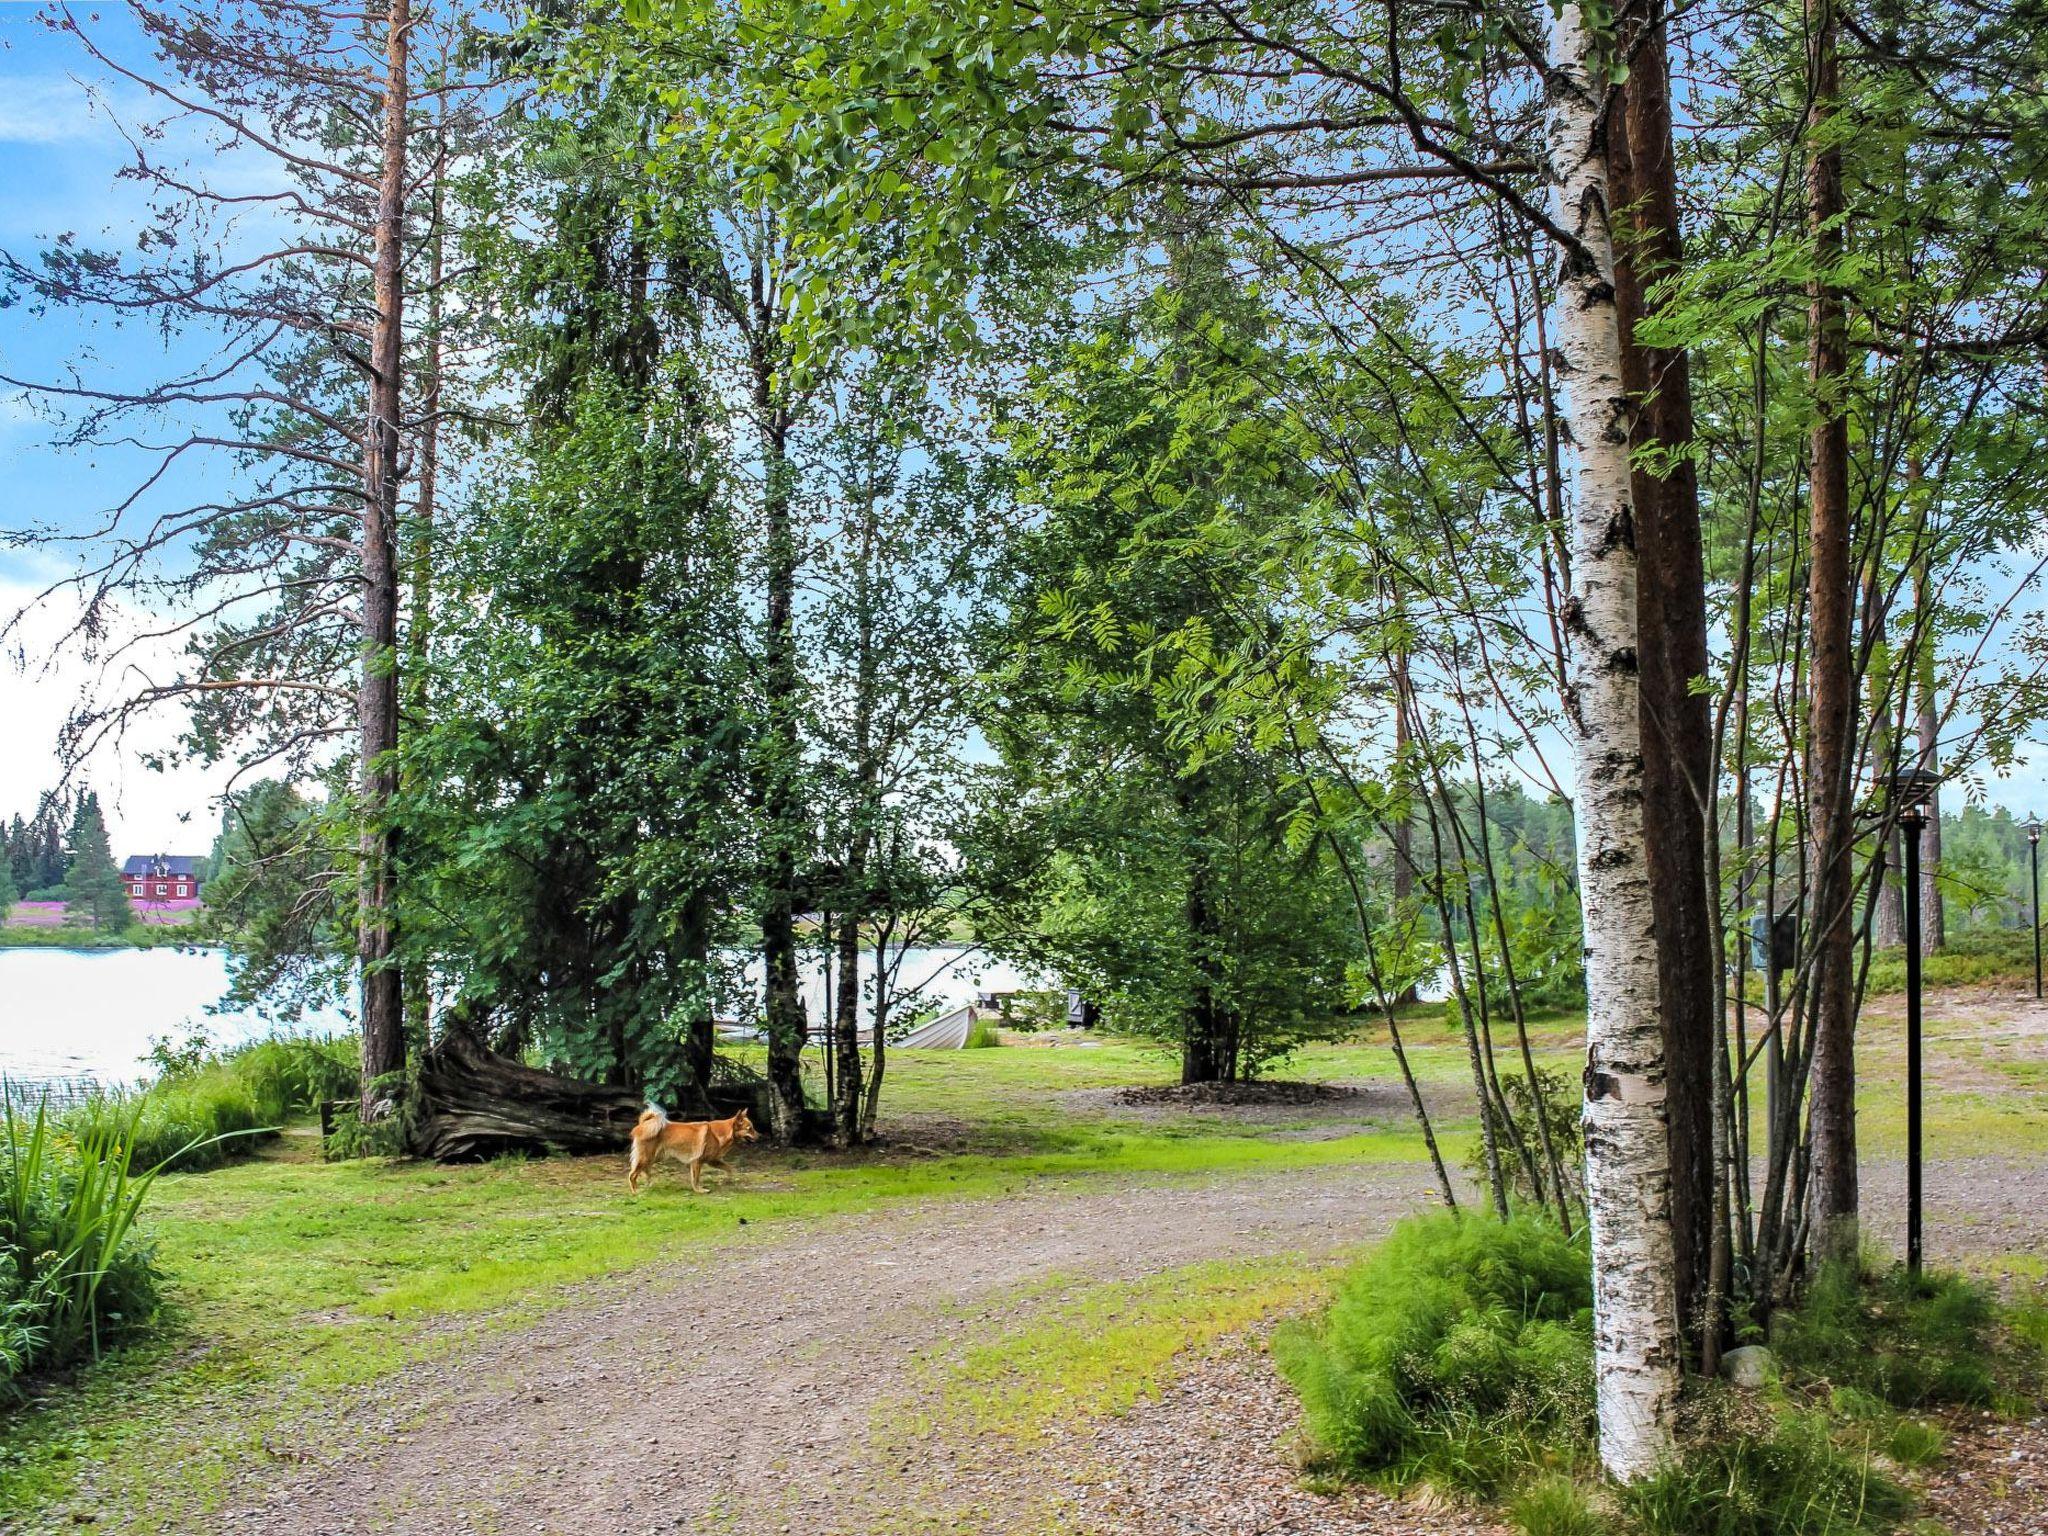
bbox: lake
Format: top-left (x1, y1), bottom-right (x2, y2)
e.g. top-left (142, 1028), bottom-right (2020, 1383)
top-left (0, 947), bottom-right (349, 1089)
top-left (0, 943), bottom-right (1041, 1087)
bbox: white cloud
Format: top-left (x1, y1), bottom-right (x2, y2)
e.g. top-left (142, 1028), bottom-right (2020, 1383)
top-left (0, 577), bottom-right (240, 855)
top-left (0, 74), bottom-right (114, 147)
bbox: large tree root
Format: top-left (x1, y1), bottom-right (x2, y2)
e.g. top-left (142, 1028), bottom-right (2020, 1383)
top-left (408, 1024), bottom-right (646, 1161)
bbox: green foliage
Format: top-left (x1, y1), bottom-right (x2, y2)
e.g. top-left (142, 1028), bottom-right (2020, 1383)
top-left (1771, 1263), bottom-right (2001, 1409)
top-left (1862, 928), bottom-right (2039, 996)
top-left (397, 379), bottom-right (751, 1103)
top-left (1467, 1065), bottom-right (1584, 1213)
top-left (60, 791), bottom-right (128, 933)
top-left (0, 1098), bottom-right (163, 1387)
top-left (971, 251), bottom-right (1368, 1081)
top-left (962, 1018), bottom-right (1002, 1049)
top-left (1275, 1212), bottom-right (1594, 1492)
top-left (0, 924), bottom-right (169, 950)
top-left (1280, 1233), bottom-right (2023, 1533)
top-left (61, 1034), bottom-right (356, 1174)
top-left (200, 779), bottom-right (356, 1023)
top-left (1619, 1413), bottom-right (1909, 1536)
top-left (6, 800), bottom-right (72, 894)
top-left (1512, 1474), bottom-right (1611, 1536)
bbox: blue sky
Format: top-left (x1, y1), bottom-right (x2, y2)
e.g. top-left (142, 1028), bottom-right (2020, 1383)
top-left (2, 6), bottom-right (246, 852)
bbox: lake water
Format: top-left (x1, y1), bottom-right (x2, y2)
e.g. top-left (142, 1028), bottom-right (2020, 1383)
top-left (0, 947), bottom-right (350, 1088)
top-left (0, 943), bottom-right (1042, 1087)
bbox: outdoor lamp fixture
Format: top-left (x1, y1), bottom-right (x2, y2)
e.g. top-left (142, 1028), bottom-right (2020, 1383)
top-left (2029, 818), bottom-right (2042, 1003)
top-left (1889, 767), bottom-right (1941, 1274)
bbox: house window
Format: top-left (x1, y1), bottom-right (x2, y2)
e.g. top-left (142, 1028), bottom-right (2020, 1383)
top-left (176, 884), bottom-right (189, 897)
top-left (155, 884), bottom-right (167, 896)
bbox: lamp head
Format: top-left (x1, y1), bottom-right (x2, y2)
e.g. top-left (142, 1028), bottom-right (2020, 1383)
top-left (1886, 767), bottom-right (1941, 821)
top-left (2029, 816), bottom-right (2041, 845)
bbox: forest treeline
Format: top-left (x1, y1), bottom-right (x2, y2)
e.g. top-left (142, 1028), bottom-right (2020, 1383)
top-left (2, 788), bottom-right (136, 932)
top-left (3, 0), bottom-right (2043, 1481)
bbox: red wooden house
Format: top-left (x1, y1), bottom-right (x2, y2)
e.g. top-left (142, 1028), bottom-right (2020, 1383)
top-left (123, 854), bottom-right (202, 903)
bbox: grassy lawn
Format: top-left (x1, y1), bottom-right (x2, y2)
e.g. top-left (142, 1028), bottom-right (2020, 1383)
top-left (5, 1001), bottom-right (2042, 1528)
top-left (0, 1030), bottom-right (1460, 1524)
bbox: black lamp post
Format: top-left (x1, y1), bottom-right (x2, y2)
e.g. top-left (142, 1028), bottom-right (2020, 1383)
top-left (2028, 817), bottom-right (2042, 1001)
top-left (1890, 767), bottom-right (1940, 1274)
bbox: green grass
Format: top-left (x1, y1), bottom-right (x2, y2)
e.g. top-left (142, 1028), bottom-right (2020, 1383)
top-left (0, 1050), bottom-right (1462, 1528)
top-left (1282, 1227), bottom-right (2039, 1536)
top-left (59, 1035), bottom-right (359, 1172)
top-left (6, 1000), bottom-right (2045, 1533)
top-left (0, 925), bottom-right (177, 949)
top-left (900, 1254), bottom-right (1333, 1445)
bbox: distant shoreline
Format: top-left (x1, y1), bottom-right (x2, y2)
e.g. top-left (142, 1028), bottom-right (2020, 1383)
top-left (0, 933), bottom-right (226, 954)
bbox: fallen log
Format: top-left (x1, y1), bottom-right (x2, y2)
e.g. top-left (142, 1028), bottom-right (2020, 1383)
top-left (409, 1023), bottom-right (644, 1162)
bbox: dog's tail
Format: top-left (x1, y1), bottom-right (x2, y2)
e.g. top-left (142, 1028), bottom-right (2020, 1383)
top-left (636, 1102), bottom-right (669, 1131)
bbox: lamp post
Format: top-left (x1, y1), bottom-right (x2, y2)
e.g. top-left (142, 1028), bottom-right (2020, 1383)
top-left (1890, 767), bottom-right (1940, 1274)
top-left (2028, 817), bottom-right (2041, 1001)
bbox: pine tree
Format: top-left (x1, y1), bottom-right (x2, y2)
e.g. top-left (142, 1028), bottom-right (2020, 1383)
top-left (62, 792), bottom-right (129, 932)
top-left (4, 815), bottom-right (30, 893)
top-left (0, 854), bottom-right (17, 920)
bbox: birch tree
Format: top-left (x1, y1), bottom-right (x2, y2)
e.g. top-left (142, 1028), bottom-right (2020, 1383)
top-left (1543, 0), bottom-right (1681, 1482)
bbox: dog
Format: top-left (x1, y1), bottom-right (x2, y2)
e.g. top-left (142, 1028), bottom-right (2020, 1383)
top-left (626, 1104), bottom-right (758, 1193)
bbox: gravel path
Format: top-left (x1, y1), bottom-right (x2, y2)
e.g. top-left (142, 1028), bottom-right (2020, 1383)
top-left (202, 1163), bottom-right (1447, 1536)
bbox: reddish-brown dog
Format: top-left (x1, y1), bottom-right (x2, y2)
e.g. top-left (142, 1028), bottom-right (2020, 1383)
top-left (626, 1105), bottom-right (758, 1193)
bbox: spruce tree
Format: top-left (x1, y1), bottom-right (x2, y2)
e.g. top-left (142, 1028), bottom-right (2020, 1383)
top-left (62, 792), bottom-right (130, 932)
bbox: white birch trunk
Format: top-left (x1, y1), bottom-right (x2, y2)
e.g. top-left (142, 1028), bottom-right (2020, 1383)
top-left (1544, 2), bottom-right (1683, 1484)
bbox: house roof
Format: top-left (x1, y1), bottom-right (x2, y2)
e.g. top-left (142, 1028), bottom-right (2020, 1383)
top-left (121, 855), bottom-right (203, 878)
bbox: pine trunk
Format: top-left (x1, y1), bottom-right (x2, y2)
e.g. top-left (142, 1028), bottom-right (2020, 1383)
top-left (1803, 0), bottom-right (1861, 1266)
top-left (1606, 4), bottom-right (1716, 1365)
top-left (357, 0), bottom-right (410, 1118)
top-left (401, 118), bottom-right (445, 1057)
top-left (1545, 0), bottom-right (1682, 1480)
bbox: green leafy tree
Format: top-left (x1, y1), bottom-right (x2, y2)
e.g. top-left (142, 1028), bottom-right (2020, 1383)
top-left (972, 238), bottom-right (1366, 1082)
top-left (203, 779), bottom-right (355, 1021)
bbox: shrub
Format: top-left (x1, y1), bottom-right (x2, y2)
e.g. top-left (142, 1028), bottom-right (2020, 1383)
top-left (1512, 1473), bottom-right (1610, 1536)
top-left (1862, 929), bottom-right (2034, 996)
top-left (1275, 1211), bottom-right (1594, 1492)
top-left (1621, 1412), bottom-right (1909, 1536)
top-left (1277, 1232), bottom-right (2013, 1535)
top-left (963, 1018), bottom-right (1003, 1049)
top-left (0, 1097), bottom-right (163, 1387)
top-left (226, 1035), bottom-right (360, 1121)
top-left (1772, 1263), bottom-right (1999, 1409)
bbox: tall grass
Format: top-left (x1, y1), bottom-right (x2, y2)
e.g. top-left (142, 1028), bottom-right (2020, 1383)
top-left (0, 1096), bottom-right (162, 1386)
top-left (1277, 1222), bottom-right (2023, 1535)
top-left (62, 1034), bottom-right (358, 1172)
top-left (1275, 1211), bottom-right (1595, 1493)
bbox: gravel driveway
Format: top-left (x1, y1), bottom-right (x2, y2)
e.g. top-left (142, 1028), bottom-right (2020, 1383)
top-left (196, 1163), bottom-right (1447, 1536)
